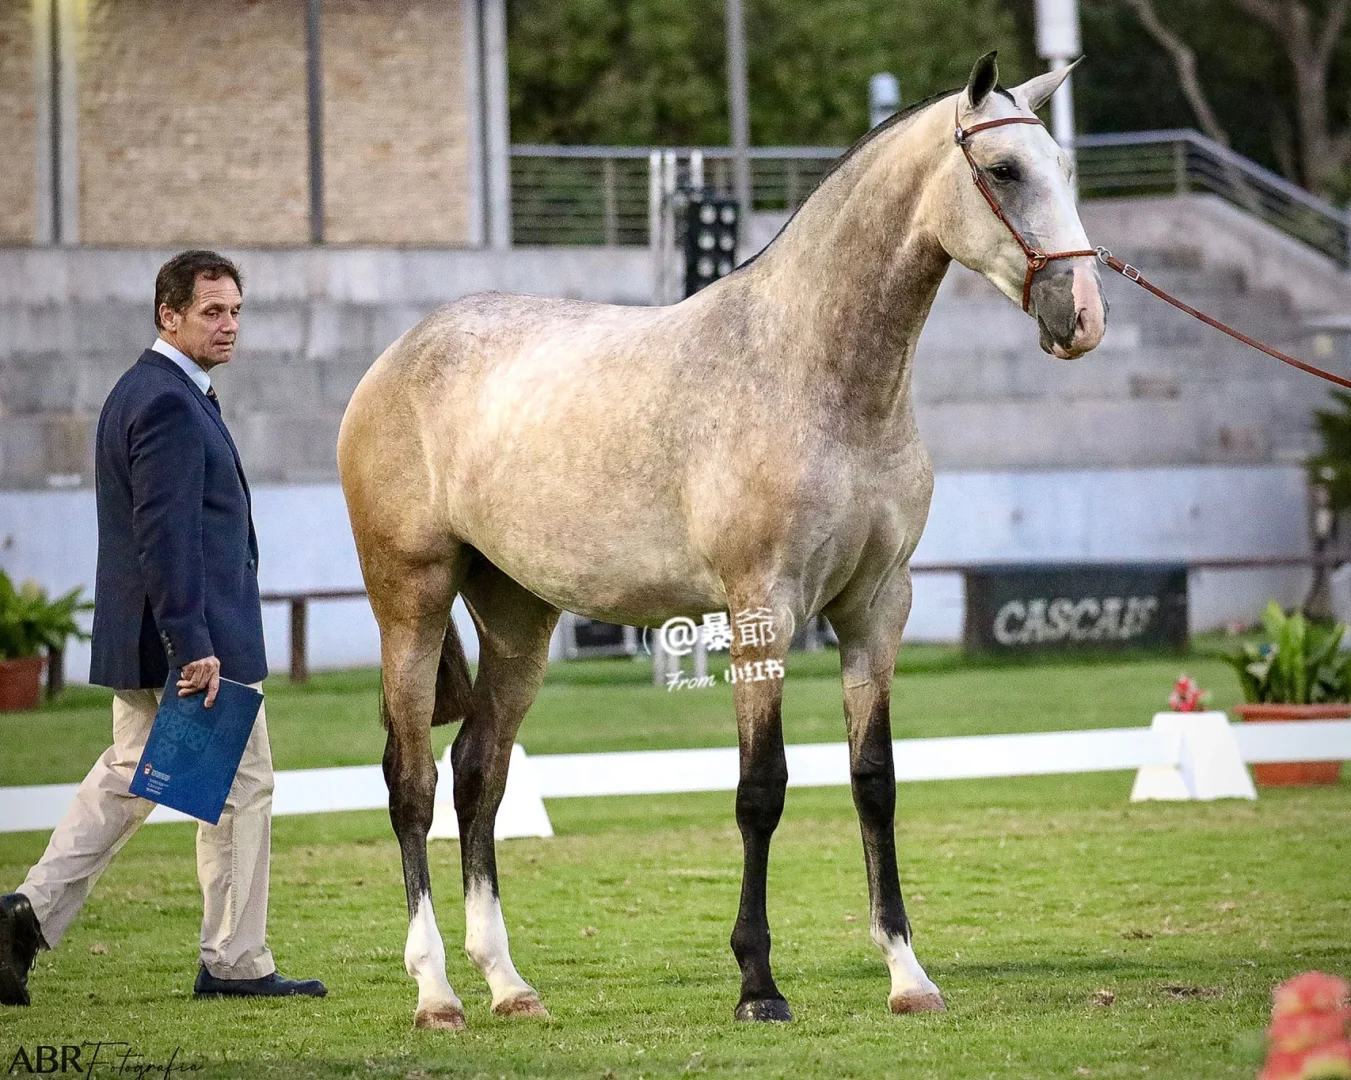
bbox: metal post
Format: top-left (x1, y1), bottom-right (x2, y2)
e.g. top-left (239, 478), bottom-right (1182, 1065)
top-left (46, 647), bottom-right (64, 700)
top-left (482, 0), bottom-right (513, 249)
top-left (602, 157), bottom-right (618, 246)
top-left (32, 0), bottom-right (54, 244)
top-left (462, 0), bottom-right (487, 247)
top-left (649, 151), bottom-right (663, 299)
top-left (305, 0), bottom-right (325, 244)
top-left (660, 150), bottom-right (678, 304)
top-left (40, 0), bottom-right (79, 245)
top-left (289, 598), bottom-right (309, 683)
top-left (725, 0), bottom-right (751, 228)
top-left (1035, 0), bottom-right (1080, 188)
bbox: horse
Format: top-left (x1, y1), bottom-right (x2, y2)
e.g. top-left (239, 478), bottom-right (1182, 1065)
top-left (336, 51), bottom-right (1107, 1029)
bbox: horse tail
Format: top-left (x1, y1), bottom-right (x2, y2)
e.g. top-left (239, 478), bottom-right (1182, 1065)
top-left (431, 613), bottom-right (474, 727)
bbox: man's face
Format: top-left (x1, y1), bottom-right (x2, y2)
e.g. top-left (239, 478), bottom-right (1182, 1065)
top-left (159, 273), bottom-right (242, 370)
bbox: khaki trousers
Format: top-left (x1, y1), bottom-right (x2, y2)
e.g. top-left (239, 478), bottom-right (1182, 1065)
top-left (16, 684), bottom-right (277, 980)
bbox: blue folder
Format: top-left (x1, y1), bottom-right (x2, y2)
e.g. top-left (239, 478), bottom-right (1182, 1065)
top-left (129, 672), bottom-right (263, 826)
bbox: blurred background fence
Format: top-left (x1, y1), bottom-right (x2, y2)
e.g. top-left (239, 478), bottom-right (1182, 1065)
top-left (511, 132), bottom-right (1351, 266)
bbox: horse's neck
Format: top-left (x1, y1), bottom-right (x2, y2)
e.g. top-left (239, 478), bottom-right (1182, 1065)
top-left (746, 103), bottom-right (953, 429)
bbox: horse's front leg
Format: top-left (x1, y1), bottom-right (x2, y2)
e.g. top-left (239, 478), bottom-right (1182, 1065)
top-left (727, 599), bottom-right (794, 1022)
top-left (825, 566), bottom-right (945, 1014)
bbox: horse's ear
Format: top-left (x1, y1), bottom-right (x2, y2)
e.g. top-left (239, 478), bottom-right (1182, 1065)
top-left (964, 51), bottom-right (1000, 111)
top-left (1010, 58), bottom-right (1082, 113)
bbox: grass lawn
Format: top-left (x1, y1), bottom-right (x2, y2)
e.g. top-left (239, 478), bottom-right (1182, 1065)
top-left (1, 646), bottom-right (1347, 1079)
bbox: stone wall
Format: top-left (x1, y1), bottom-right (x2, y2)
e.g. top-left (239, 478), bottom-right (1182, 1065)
top-left (0, 195), bottom-right (1346, 489)
top-left (78, 0), bottom-right (310, 246)
top-left (0, 0), bottom-right (36, 245)
top-left (322, 0), bottom-right (471, 244)
top-left (14, 0), bottom-right (477, 246)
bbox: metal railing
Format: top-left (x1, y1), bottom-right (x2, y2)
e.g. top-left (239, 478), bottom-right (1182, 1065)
top-left (1075, 129), bottom-right (1351, 268)
top-left (511, 145), bottom-right (837, 246)
top-left (510, 132), bottom-right (1351, 267)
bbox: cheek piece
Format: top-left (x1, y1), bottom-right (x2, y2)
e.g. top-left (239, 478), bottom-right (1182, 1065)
top-left (953, 103), bottom-right (1096, 312)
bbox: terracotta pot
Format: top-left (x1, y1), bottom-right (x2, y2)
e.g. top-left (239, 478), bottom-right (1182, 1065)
top-left (1235, 703), bottom-right (1349, 786)
top-left (0, 654), bottom-right (46, 712)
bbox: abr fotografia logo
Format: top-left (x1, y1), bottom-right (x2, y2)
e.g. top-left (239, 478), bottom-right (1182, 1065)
top-left (7, 1043), bottom-right (201, 1077)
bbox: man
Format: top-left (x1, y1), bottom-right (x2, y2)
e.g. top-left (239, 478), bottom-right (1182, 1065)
top-left (0, 250), bottom-right (325, 1005)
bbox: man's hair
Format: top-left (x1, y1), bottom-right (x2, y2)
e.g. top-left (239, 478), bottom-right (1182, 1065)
top-left (154, 250), bottom-right (243, 330)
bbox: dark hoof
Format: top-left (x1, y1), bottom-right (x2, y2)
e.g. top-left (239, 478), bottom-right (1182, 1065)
top-left (493, 993), bottom-right (549, 1019)
top-left (414, 1003), bottom-right (467, 1031)
top-left (734, 997), bottom-right (793, 1022)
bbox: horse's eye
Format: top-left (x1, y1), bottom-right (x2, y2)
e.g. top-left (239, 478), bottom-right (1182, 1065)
top-left (989, 163), bottom-right (1019, 183)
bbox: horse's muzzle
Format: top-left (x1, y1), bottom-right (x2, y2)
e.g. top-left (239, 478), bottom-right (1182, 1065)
top-left (1030, 261), bottom-right (1107, 360)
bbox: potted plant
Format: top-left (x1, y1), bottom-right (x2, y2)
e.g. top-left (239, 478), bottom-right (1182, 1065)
top-left (1215, 601), bottom-right (1350, 786)
top-left (0, 570), bottom-right (91, 711)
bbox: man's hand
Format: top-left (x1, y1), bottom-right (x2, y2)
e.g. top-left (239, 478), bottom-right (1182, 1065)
top-left (178, 655), bottom-right (222, 707)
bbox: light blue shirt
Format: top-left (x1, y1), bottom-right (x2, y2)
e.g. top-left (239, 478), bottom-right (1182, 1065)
top-left (151, 337), bottom-right (212, 396)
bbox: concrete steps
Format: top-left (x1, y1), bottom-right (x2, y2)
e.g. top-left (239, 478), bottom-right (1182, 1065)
top-left (1, 194), bottom-right (1348, 486)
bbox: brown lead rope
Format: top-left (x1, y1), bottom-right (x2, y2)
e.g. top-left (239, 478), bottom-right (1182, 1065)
top-left (1093, 248), bottom-right (1351, 391)
top-left (955, 102), bottom-right (1350, 387)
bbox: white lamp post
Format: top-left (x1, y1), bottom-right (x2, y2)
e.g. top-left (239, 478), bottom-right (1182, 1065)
top-left (1034, 0), bottom-right (1080, 157)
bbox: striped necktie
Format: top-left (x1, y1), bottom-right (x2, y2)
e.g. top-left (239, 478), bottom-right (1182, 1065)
top-left (205, 384), bottom-right (221, 413)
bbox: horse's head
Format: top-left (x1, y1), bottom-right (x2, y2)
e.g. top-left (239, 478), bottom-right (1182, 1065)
top-left (932, 52), bottom-right (1106, 359)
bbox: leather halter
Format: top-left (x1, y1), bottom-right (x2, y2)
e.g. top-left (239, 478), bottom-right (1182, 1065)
top-left (955, 106), bottom-right (1351, 388)
top-left (954, 106), bottom-right (1096, 311)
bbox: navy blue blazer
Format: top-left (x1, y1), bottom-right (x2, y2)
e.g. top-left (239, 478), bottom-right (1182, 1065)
top-left (89, 349), bottom-right (268, 689)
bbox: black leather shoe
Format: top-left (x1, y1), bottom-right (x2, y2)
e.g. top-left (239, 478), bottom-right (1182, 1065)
top-left (0, 893), bottom-right (43, 1007)
top-left (193, 965), bottom-right (327, 998)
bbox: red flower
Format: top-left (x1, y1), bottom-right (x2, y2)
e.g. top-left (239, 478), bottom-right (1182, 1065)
top-left (1270, 1012), bottom-right (1351, 1054)
top-left (1168, 673), bottom-right (1210, 712)
top-left (1262, 1050), bottom-right (1314, 1080)
top-left (1296, 1041), bottom-right (1351, 1079)
top-left (1274, 973), bottom-right (1351, 1021)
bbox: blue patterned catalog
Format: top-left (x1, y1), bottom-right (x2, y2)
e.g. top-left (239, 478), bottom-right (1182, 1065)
top-left (129, 672), bottom-right (264, 825)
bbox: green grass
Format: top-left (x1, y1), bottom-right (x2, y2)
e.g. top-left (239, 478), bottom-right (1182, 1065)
top-left (1, 646), bottom-right (1347, 1078)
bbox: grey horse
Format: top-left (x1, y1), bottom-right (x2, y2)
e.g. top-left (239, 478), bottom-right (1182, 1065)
top-left (337, 51), bottom-right (1107, 1029)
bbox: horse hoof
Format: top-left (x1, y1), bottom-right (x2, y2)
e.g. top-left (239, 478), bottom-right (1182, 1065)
top-left (734, 997), bottom-right (793, 1022)
top-left (414, 1003), bottom-right (467, 1031)
top-left (889, 990), bottom-right (946, 1014)
top-left (493, 994), bottom-right (549, 1019)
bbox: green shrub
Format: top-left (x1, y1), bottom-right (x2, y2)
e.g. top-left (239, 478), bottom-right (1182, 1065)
top-left (0, 570), bottom-right (91, 661)
top-left (1214, 601), bottom-right (1351, 704)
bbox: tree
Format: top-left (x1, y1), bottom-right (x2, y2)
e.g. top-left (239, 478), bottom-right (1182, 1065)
top-left (1231, 0), bottom-right (1351, 195)
top-left (508, 0), bottom-right (1030, 147)
top-left (1102, 0), bottom-right (1351, 197)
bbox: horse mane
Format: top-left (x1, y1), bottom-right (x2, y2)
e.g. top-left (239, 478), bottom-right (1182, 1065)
top-left (734, 83), bottom-right (1015, 274)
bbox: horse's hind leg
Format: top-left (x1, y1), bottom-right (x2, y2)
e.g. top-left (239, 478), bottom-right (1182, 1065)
top-left (374, 555), bottom-right (468, 1031)
top-left (825, 567), bottom-right (945, 1015)
top-left (453, 559), bottom-right (559, 1017)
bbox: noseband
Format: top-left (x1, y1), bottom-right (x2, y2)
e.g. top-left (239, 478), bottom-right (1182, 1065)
top-left (954, 107), bottom-right (1096, 312)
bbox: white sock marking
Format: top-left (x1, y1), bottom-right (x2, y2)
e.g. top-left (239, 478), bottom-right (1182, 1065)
top-left (405, 892), bottom-right (462, 1014)
top-left (465, 880), bottom-right (536, 1007)
top-left (874, 926), bottom-right (941, 1002)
